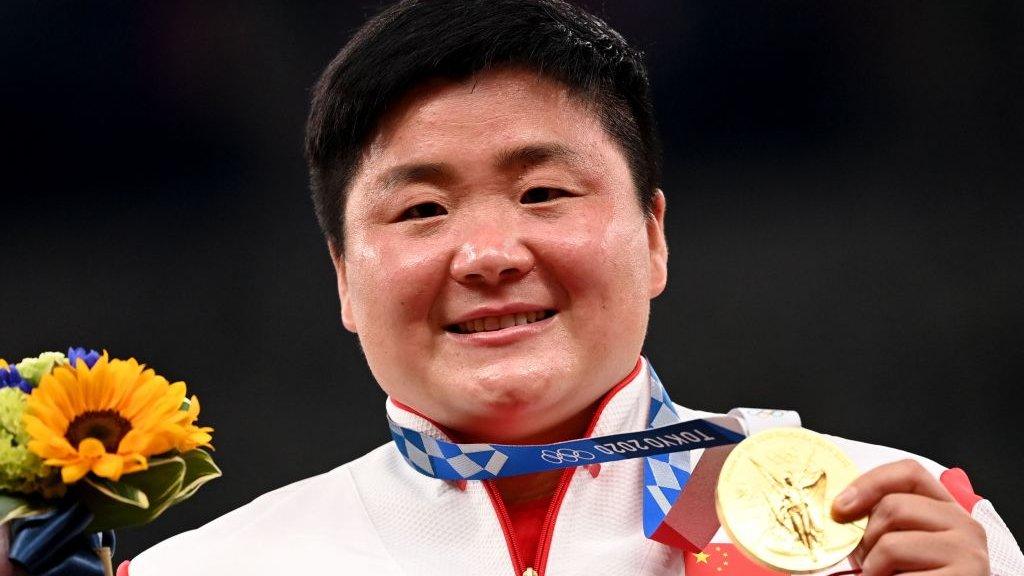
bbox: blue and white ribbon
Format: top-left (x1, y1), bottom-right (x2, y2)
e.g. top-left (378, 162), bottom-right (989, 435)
top-left (387, 365), bottom-right (746, 541)
top-left (8, 501), bottom-right (115, 576)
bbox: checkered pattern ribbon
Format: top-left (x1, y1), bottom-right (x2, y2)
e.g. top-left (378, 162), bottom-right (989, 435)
top-left (388, 365), bottom-right (743, 485)
top-left (642, 365), bottom-right (695, 539)
top-left (387, 421), bottom-right (512, 480)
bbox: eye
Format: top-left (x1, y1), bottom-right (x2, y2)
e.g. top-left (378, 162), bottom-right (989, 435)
top-left (520, 187), bottom-right (570, 204)
top-left (398, 202), bottom-right (448, 221)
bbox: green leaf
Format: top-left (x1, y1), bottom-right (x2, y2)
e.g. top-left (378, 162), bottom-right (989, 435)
top-left (80, 456), bottom-right (186, 532)
top-left (127, 456), bottom-right (188, 512)
top-left (0, 493), bottom-right (54, 525)
top-left (82, 477), bottom-right (150, 509)
top-left (172, 448), bottom-right (222, 505)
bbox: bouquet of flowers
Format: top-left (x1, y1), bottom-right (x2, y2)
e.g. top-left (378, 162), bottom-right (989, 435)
top-left (1, 348), bottom-right (219, 575)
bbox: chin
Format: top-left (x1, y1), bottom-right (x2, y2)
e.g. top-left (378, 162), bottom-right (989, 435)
top-left (459, 363), bottom-right (565, 415)
top-left (467, 376), bottom-right (553, 411)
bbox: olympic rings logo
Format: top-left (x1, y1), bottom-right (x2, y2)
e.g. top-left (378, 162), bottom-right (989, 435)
top-left (540, 448), bottom-right (596, 464)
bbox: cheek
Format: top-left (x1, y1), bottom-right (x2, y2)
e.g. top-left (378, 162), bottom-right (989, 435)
top-left (346, 236), bottom-right (449, 334)
top-left (534, 208), bottom-right (651, 304)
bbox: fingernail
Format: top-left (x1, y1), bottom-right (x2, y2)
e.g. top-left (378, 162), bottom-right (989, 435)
top-left (834, 486), bottom-right (858, 510)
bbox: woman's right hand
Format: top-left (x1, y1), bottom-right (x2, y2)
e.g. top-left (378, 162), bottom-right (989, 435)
top-left (0, 525), bottom-right (27, 576)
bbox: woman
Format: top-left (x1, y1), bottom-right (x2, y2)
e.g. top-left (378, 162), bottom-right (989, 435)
top-left (122, 0), bottom-right (1018, 574)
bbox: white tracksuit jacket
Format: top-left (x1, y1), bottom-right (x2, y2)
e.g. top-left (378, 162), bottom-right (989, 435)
top-left (130, 360), bottom-right (1023, 575)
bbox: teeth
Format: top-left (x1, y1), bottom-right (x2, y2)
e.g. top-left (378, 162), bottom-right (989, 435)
top-left (456, 311), bottom-right (549, 334)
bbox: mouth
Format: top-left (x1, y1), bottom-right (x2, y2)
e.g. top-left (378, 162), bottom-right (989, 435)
top-left (445, 310), bottom-right (557, 334)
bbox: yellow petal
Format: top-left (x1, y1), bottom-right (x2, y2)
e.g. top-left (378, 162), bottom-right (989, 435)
top-left (61, 461), bottom-right (91, 484)
top-left (96, 366), bottom-right (120, 408)
top-left (167, 381), bottom-right (187, 399)
top-left (25, 402), bottom-right (69, 433)
top-left (186, 395), bottom-right (201, 418)
top-left (117, 428), bottom-right (151, 453)
top-left (93, 453), bottom-right (125, 481)
top-left (132, 398), bottom-right (184, 431)
top-left (78, 437), bottom-right (107, 458)
top-left (178, 428), bottom-right (214, 452)
top-left (41, 371), bottom-right (78, 421)
top-left (121, 454), bottom-right (149, 475)
top-left (120, 378), bottom-right (166, 421)
top-left (66, 366), bottom-right (89, 414)
top-left (106, 371), bottom-right (131, 411)
top-left (47, 435), bottom-right (76, 452)
top-left (144, 433), bottom-right (176, 456)
top-left (23, 414), bottom-right (59, 442)
top-left (28, 438), bottom-right (75, 460)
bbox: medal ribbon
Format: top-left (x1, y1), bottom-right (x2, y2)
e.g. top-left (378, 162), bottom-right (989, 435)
top-left (387, 365), bottom-right (745, 549)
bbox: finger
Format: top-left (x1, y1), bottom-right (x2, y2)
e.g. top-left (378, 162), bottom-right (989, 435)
top-left (874, 570), bottom-right (972, 576)
top-left (860, 493), bottom-right (970, 552)
top-left (833, 459), bottom-right (954, 522)
top-left (859, 530), bottom-right (950, 576)
top-left (0, 525), bottom-right (11, 576)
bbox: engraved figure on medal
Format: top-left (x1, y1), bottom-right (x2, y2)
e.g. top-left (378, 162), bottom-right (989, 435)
top-left (750, 455), bottom-right (827, 560)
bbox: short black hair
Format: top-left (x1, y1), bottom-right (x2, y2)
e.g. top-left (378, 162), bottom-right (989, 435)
top-left (305, 0), bottom-right (661, 251)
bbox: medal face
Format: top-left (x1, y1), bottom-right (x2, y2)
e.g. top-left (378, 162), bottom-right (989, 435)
top-left (715, 428), bottom-right (866, 574)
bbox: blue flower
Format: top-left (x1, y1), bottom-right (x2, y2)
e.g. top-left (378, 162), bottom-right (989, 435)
top-left (67, 347), bottom-right (101, 369)
top-left (0, 365), bottom-right (32, 393)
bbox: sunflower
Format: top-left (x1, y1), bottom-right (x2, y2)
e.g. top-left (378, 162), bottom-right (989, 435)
top-left (22, 354), bottom-right (212, 484)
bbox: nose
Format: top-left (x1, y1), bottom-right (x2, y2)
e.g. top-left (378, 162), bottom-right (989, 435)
top-left (450, 224), bottom-right (534, 286)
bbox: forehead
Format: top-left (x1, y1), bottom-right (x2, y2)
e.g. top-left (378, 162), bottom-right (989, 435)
top-left (351, 68), bottom-right (625, 189)
top-left (373, 70), bottom-right (587, 139)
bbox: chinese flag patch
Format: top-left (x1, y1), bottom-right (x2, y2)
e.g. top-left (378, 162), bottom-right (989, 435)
top-left (683, 544), bottom-right (787, 575)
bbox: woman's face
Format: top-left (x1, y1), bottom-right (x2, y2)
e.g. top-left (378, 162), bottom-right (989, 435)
top-left (334, 68), bottom-right (667, 443)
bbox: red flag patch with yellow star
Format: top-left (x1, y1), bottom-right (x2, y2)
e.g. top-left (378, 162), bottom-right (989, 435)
top-left (683, 544), bottom-right (786, 575)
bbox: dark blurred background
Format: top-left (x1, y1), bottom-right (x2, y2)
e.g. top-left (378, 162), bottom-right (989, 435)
top-left (2, 0), bottom-right (1021, 562)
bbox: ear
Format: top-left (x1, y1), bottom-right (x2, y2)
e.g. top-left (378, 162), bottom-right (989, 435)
top-left (646, 189), bottom-right (668, 298)
top-left (328, 240), bottom-right (358, 333)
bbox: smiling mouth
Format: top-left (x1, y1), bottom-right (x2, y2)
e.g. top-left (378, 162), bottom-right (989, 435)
top-left (446, 310), bottom-right (556, 334)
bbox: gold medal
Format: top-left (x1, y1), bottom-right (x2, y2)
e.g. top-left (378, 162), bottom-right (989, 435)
top-left (715, 427), bottom-right (866, 574)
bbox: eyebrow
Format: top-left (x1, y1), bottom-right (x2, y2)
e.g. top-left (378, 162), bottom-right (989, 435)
top-left (375, 142), bottom-right (581, 194)
top-left (493, 142), bottom-right (579, 171)
top-left (378, 162), bottom-right (449, 194)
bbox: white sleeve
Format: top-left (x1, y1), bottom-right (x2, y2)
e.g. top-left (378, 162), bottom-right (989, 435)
top-left (972, 499), bottom-right (1024, 576)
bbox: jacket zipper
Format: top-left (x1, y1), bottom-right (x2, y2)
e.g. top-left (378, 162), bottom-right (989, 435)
top-left (484, 480), bottom-right (528, 575)
top-left (484, 466), bottom-right (577, 576)
top-left (531, 467), bottom-right (576, 575)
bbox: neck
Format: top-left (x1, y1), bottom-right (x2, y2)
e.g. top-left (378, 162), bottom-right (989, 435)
top-left (494, 469), bottom-right (566, 505)
top-left (490, 395), bottom-right (599, 505)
